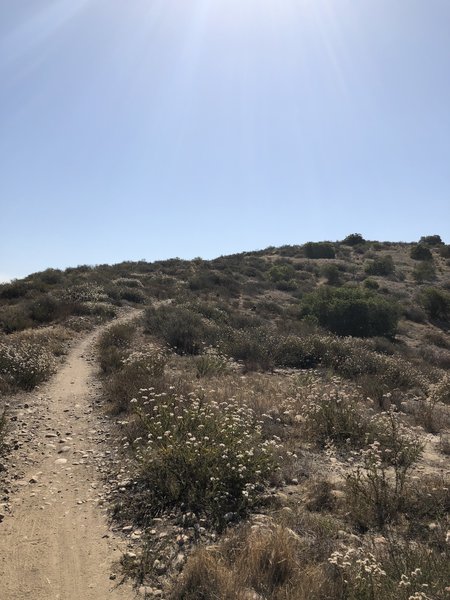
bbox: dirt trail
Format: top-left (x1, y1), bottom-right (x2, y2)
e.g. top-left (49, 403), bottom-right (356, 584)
top-left (0, 312), bottom-right (140, 600)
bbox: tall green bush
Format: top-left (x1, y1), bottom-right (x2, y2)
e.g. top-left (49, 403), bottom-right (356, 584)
top-left (304, 242), bottom-right (336, 259)
top-left (301, 287), bottom-right (399, 338)
top-left (365, 255), bottom-right (395, 276)
top-left (419, 287), bottom-right (450, 321)
top-left (342, 233), bottom-right (365, 246)
top-left (145, 304), bottom-right (214, 355)
top-left (410, 245), bottom-right (433, 261)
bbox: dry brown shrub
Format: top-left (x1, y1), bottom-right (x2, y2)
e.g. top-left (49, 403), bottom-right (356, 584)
top-left (171, 523), bottom-right (331, 600)
top-left (170, 547), bottom-right (242, 600)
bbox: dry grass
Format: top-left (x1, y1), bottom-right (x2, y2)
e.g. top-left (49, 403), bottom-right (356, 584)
top-left (171, 523), bottom-right (333, 600)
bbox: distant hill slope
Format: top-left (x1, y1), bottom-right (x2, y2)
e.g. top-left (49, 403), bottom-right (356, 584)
top-left (2, 234), bottom-right (450, 352)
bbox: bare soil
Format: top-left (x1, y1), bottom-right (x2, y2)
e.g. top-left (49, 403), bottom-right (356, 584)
top-left (0, 312), bottom-right (140, 600)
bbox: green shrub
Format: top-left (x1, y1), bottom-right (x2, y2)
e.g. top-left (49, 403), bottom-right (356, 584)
top-left (119, 288), bottom-right (146, 303)
top-left (221, 327), bottom-right (277, 372)
top-left (419, 287), bottom-right (450, 321)
top-left (0, 306), bottom-right (33, 333)
top-left (29, 296), bottom-right (61, 323)
top-left (410, 245), bottom-right (433, 261)
top-left (0, 281), bottom-right (29, 300)
top-left (342, 233), bottom-right (365, 246)
top-left (365, 255), bottom-right (395, 276)
top-left (364, 278), bottom-right (379, 290)
top-left (145, 305), bottom-right (213, 355)
top-left (419, 234), bottom-right (443, 246)
top-left (275, 279), bottom-right (298, 291)
top-left (301, 287), bottom-right (399, 338)
top-left (112, 277), bottom-right (143, 288)
top-left (275, 335), bottom-right (325, 369)
top-left (304, 242), bottom-right (336, 259)
top-left (439, 244), bottom-right (450, 258)
top-left (321, 264), bottom-right (341, 285)
top-left (99, 322), bottom-right (135, 351)
top-left (403, 304), bottom-right (427, 323)
top-left (39, 268), bottom-right (63, 285)
top-left (188, 271), bottom-right (240, 296)
top-left (412, 261), bottom-right (436, 283)
top-left (119, 390), bottom-right (276, 527)
top-left (267, 264), bottom-right (297, 283)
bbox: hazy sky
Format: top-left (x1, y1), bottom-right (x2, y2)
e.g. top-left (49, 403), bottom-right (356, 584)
top-left (1, 0), bottom-right (450, 280)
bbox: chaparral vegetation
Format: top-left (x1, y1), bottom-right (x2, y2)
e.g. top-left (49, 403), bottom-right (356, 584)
top-left (1, 235), bottom-right (449, 599)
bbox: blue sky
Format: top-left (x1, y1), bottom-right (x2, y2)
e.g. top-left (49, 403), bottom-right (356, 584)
top-left (1, 0), bottom-right (450, 281)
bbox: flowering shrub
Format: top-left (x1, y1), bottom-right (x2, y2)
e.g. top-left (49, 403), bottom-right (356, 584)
top-left (0, 340), bottom-right (56, 390)
top-left (106, 346), bottom-right (167, 413)
top-left (195, 347), bottom-right (236, 378)
top-left (98, 322), bottom-right (135, 374)
top-left (60, 283), bottom-right (106, 303)
top-left (329, 545), bottom-right (387, 599)
top-left (329, 539), bottom-right (450, 600)
top-left (428, 375), bottom-right (450, 405)
top-left (301, 380), bottom-right (371, 448)
top-left (112, 277), bottom-right (144, 288)
top-left (122, 349), bottom-right (167, 379)
top-left (346, 415), bottom-right (423, 528)
top-left (272, 333), bottom-right (425, 398)
top-left (122, 389), bottom-right (277, 526)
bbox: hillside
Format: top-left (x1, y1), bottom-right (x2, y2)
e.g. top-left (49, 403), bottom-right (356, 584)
top-left (1, 234), bottom-right (450, 600)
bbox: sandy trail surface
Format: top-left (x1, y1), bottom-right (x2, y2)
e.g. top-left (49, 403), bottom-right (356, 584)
top-left (0, 312), bottom-right (139, 600)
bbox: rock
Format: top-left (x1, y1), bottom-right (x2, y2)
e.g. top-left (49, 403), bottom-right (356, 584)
top-left (54, 458), bottom-right (68, 465)
top-left (122, 525), bottom-right (133, 533)
top-left (173, 553), bottom-right (186, 571)
top-left (224, 512), bottom-right (238, 523)
top-left (153, 559), bottom-right (167, 575)
top-left (330, 489), bottom-right (345, 500)
top-left (29, 477), bottom-right (39, 484)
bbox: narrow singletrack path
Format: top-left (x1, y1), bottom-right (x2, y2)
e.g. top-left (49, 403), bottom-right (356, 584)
top-left (0, 312), bottom-right (140, 600)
